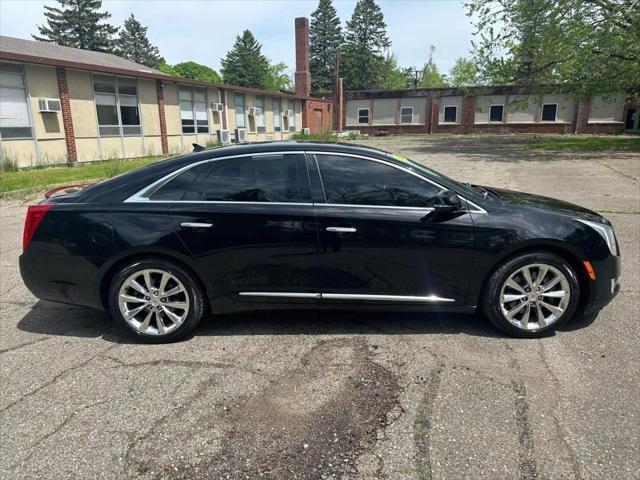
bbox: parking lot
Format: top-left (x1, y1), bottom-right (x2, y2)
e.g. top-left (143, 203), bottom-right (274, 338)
top-left (1, 135), bottom-right (639, 480)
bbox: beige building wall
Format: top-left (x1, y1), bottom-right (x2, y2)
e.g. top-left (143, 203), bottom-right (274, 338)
top-left (139, 79), bottom-right (160, 136)
top-left (589, 95), bottom-right (625, 123)
top-left (372, 99), bottom-right (397, 126)
top-left (507, 95), bottom-right (540, 123)
top-left (1, 139), bottom-right (37, 168)
top-left (25, 64), bottom-right (65, 144)
top-left (345, 99), bottom-right (370, 127)
top-left (66, 69), bottom-right (98, 139)
top-left (400, 97), bottom-right (427, 125)
top-left (475, 95), bottom-right (507, 123)
top-left (439, 96), bottom-right (462, 124)
top-left (541, 94), bottom-right (575, 123)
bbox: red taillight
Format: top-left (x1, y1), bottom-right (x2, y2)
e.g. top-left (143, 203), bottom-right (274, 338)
top-left (23, 204), bottom-right (53, 251)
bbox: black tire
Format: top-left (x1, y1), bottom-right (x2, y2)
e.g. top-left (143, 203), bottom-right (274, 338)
top-left (108, 259), bottom-right (206, 343)
top-left (481, 251), bottom-right (580, 338)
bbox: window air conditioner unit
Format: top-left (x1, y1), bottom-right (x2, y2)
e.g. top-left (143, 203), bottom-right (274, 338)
top-left (302, 128), bottom-right (311, 135)
top-left (217, 129), bottom-right (231, 145)
top-left (211, 102), bottom-right (224, 112)
top-left (38, 98), bottom-right (61, 113)
top-left (235, 128), bottom-right (248, 143)
top-left (247, 107), bottom-right (262, 116)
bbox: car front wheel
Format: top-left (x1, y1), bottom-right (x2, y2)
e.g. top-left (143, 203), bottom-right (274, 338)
top-left (482, 252), bottom-right (580, 337)
top-left (108, 259), bottom-right (206, 343)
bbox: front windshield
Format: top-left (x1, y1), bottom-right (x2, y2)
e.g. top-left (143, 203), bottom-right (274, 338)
top-left (385, 152), bottom-right (485, 200)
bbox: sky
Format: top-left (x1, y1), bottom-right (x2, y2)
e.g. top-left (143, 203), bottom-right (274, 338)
top-left (0, 0), bottom-right (474, 75)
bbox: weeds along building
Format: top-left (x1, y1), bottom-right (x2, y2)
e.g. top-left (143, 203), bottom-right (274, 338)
top-left (0, 18), bottom-right (332, 168)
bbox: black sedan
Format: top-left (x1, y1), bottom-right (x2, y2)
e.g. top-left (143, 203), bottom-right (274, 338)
top-left (20, 142), bottom-right (620, 342)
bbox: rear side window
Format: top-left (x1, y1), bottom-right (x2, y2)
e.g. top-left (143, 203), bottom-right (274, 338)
top-left (203, 154), bottom-right (310, 202)
top-left (149, 163), bottom-right (209, 201)
top-left (316, 154), bottom-right (440, 207)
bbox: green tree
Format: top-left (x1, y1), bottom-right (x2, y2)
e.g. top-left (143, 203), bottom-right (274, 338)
top-left (309, 0), bottom-right (343, 92)
top-left (466, 0), bottom-right (640, 95)
top-left (173, 61), bottom-right (221, 83)
top-left (378, 53), bottom-right (407, 90)
top-left (447, 57), bottom-right (479, 87)
top-left (221, 30), bottom-right (270, 89)
top-left (33, 0), bottom-right (117, 52)
top-left (263, 62), bottom-right (293, 92)
top-left (419, 46), bottom-right (448, 88)
top-left (116, 14), bottom-right (161, 67)
top-left (157, 61), bottom-right (179, 76)
top-left (342, 0), bottom-right (392, 90)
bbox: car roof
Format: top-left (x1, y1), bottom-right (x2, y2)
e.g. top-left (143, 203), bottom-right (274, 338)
top-left (185, 140), bottom-right (392, 161)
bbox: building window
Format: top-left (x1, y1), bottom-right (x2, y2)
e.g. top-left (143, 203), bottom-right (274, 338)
top-left (288, 100), bottom-right (296, 132)
top-left (179, 87), bottom-right (208, 134)
top-left (358, 108), bottom-right (370, 124)
top-left (400, 107), bottom-right (414, 124)
top-left (273, 98), bottom-right (281, 132)
top-left (256, 96), bottom-right (266, 134)
top-left (93, 74), bottom-right (141, 136)
top-left (443, 106), bottom-right (457, 123)
top-left (489, 105), bottom-right (504, 122)
top-left (541, 104), bottom-right (557, 121)
top-left (234, 93), bottom-right (246, 129)
top-left (0, 62), bottom-right (33, 139)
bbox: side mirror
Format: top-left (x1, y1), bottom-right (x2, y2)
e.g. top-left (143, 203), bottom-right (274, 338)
top-left (434, 190), bottom-right (462, 212)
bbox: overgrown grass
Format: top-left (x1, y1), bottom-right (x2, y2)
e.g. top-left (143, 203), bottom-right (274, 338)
top-left (526, 137), bottom-right (640, 151)
top-left (290, 131), bottom-right (361, 142)
top-left (0, 156), bottom-right (161, 197)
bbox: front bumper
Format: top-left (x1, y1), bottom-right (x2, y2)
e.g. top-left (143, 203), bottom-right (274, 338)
top-left (584, 254), bottom-right (621, 313)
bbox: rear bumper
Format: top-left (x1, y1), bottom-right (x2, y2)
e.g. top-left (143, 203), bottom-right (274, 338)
top-left (584, 254), bottom-right (621, 313)
top-left (19, 248), bottom-right (104, 310)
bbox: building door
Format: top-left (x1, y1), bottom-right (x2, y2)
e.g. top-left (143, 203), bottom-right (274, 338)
top-left (625, 108), bottom-right (639, 131)
top-left (313, 109), bottom-right (323, 133)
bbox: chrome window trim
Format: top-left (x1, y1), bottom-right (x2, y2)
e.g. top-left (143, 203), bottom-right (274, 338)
top-left (124, 150), bottom-right (488, 214)
top-left (238, 292), bottom-right (455, 303)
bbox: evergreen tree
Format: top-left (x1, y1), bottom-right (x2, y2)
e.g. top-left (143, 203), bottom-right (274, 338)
top-left (342, 0), bottom-right (392, 90)
top-left (378, 53), bottom-right (406, 90)
top-left (33, 0), bottom-right (117, 52)
top-left (309, 0), bottom-right (343, 93)
top-left (116, 14), bottom-right (161, 67)
top-left (173, 61), bottom-right (221, 83)
top-left (221, 30), bottom-right (270, 89)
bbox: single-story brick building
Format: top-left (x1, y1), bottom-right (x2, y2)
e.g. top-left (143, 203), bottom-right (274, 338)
top-left (341, 86), bottom-right (640, 135)
top-left (0, 17), bottom-right (332, 167)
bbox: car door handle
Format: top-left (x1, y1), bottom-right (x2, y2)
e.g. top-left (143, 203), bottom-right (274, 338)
top-left (180, 222), bottom-right (214, 229)
top-left (326, 227), bottom-right (357, 233)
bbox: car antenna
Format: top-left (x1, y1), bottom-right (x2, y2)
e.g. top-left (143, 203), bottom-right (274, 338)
top-left (192, 143), bottom-right (205, 152)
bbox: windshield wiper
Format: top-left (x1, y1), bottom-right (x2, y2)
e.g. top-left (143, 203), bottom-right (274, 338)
top-left (462, 182), bottom-right (489, 198)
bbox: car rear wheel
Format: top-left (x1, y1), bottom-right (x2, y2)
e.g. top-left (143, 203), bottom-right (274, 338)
top-left (482, 252), bottom-right (580, 337)
top-left (109, 259), bottom-right (206, 343)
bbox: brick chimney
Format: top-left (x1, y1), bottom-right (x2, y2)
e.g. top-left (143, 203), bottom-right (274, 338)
top-left (294, 17), bottom-right (311, 98)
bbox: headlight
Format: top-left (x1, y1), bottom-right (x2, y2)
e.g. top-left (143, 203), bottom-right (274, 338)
top-left (575, 219), bottom-right (618, 256)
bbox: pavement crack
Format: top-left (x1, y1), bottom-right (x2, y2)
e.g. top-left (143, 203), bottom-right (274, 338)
top-left (506, 344), bottom-right (539, 480)
top-left (538, 343), bottom-right (583, 480)
top-left (413, 365), bottom-right (444, 480)
top-left (0, 335), bottom-right (52, 354)
top-left (0, 343), bottom-right (119, 414)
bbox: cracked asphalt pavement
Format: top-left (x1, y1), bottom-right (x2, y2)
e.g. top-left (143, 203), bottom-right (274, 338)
top-left (1, 135), bottom-right (639, 479)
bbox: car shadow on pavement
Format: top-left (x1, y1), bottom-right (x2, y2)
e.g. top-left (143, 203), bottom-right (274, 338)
top-left (16, 300), bottom-right (600, 344)
top-left (17, 300), bottom-right (512, 342)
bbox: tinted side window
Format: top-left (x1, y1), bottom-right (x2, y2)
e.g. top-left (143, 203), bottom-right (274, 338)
top-left (316, 155), bottom-right (440, 207)
top-left (203, 154), bottom-right (310, 202)
top-left (149, 163), bottom-right (209, 201)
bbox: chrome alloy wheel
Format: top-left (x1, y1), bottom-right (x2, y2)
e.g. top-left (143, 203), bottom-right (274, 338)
top-left (118, 269), bottom-right (190, 336)
top-left (499, 263), bottom-right (571, 330)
